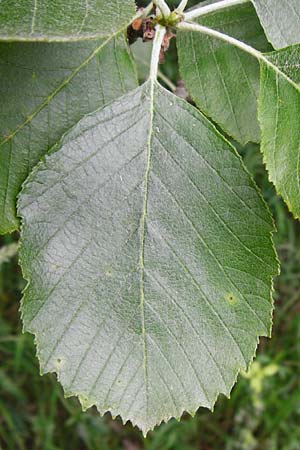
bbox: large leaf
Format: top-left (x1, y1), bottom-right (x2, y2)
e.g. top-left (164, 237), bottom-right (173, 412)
top-left (251, 0), bottom-right (300, 50)
top-left (177, 2), bottom-right (271, 145)
top-left (0, 0), bottom-right (135, 41)
top-left (19, 79), bottom-right (278, 434)
top-left (0, 33), bottom-right (137, 234)
top-left (259, 45), bottom-right (300, 219)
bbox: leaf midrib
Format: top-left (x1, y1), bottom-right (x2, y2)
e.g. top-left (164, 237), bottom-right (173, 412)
top-left (138, 80), bottom-right (155, 420)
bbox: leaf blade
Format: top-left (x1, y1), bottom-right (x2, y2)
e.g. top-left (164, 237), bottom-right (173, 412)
top-left (251, 0), bottom-right (300, 49)
top-left (18, 81), bottom-right (278, 435)
top-left (0, 0), bottom-right (135, 41)
top-left (259, 45), bottom-right (300, 218)
top-left (0, 33), bottom-right (138, 234)
top-left (177, 1), bottom-right (271, 144)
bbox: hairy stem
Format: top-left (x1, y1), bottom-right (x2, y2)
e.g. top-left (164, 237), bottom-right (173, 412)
top-left (177, 21), bottom-right (262, 59)
top-left (149, 24), bottom-right (166, 81)
top-left (176, 0), bottom-right (189, 14)
top-left (155, 0), bottom-right (171, 18)
top-left (184, 0), bottom-right (249, 21)
top-left (176, 21), bottom-right (300, 92)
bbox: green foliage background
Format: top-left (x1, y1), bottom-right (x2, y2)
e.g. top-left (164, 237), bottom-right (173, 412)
top-left (1, 1), bottom-right (300, 449)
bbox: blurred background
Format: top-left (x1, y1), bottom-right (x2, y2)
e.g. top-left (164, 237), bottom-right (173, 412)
top-left (1, 1), bottom-right (300, 449)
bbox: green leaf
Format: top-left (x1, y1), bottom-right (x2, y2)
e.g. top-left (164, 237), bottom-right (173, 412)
top-left (251, 0), bottom-right (300, 50)
top-left (131, 40), bottom-right (153, 82)
top-left (177, 1), bottom-right (271, 145)
top-left (0, 33), bottom-right (138, 234)
top-left (259, 45), bottom-right (300, 219)
top-left (0, 0), bottom-right (135, 41)
top-left (19, 79), bottom-right (278, 435)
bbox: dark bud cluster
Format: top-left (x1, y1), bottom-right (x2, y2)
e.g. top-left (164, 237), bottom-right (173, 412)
top-left (127, 8), bottom-right (156, 45)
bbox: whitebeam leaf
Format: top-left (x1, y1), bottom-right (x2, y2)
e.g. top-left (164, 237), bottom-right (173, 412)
top-left (177, 1), bottom-right (271, 145)
top-left (0, 0), bottom-right (135, 41)
top-left (259, 45), bottom-right (300, 218)
top-left (19, 80), bottom-right (278, 435)
top-left (251, 0), bottom-right (300, 50)
top-left (0, 34), bottom-right (137, 234)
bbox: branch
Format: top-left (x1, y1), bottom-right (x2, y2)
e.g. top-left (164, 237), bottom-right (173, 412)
top-left (176, 0), bottom-right (189, 14)
top-left (184, 0), bottom-right (249, 21)
top-left (158, 70), bottom-right (177, 92)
